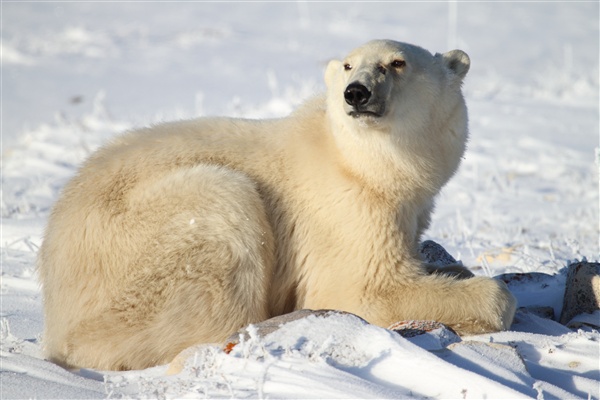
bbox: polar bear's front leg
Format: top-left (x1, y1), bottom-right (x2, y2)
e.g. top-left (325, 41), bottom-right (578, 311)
top-left (369, 269), bottom-right (517, 335)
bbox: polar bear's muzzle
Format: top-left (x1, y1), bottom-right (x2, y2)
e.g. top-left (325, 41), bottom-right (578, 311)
top-left (343, 81), bottom-right (386, 118)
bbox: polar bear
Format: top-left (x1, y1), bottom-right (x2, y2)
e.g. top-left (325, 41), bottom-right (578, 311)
top-left (38, 40), bottom-right (516, 371)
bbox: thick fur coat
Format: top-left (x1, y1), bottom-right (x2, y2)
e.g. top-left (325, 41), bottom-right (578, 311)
top-left (38, 40), bottom-right (516, 371)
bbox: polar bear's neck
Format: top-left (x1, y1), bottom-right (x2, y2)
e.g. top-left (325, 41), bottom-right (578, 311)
top-left (327, 116), bottom-right (446, 203)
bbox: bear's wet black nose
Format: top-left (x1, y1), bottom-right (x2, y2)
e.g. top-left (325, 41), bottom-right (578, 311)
top-left (344, 83), bottom-right (371, 107)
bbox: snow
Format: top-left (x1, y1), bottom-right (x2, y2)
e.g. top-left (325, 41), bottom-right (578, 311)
top-left (1, 2), bottom-right (599, 399)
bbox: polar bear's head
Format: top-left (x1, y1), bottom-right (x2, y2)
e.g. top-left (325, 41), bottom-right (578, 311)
top-left (325, 40), bottom-right (469, 134)
top-left (324, 40), bottom-right (471, 188)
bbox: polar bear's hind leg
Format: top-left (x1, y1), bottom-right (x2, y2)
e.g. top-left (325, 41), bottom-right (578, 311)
top-left (64, 164), bottom-right (275, 370)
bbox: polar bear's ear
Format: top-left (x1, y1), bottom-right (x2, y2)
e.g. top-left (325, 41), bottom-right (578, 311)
top-left (441, 50), bottom-right (470, 80)
top-left (325, 60), bottom-right (342, 88)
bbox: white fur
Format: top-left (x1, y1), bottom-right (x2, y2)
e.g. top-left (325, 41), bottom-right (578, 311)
top-left (38, 40), bottom-right (516, 371)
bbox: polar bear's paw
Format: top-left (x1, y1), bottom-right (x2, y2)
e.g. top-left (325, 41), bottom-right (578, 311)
top-left (450, 277), bottom-right (517, 335)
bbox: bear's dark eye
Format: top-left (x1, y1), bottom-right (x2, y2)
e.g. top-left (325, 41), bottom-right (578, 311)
top-left (391, 60), bottom-right (406, 68)
top-left (343, 63), bottom-right (352, 71)
top-left (377, 65), bottom-right (386, 75)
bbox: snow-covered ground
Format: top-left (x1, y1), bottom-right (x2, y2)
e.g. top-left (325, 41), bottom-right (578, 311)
top-left (2, 2), bottom-right (599, 399)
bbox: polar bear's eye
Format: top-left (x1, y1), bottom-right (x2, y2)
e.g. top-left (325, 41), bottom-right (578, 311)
top-left (343, 63), bottom-right (352, 71)
top-left (391, 60), bottom-right (406, 68)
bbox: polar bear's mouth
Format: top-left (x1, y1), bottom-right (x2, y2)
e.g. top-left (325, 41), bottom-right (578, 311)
top-left (348, 110), bottom-right (383, 118)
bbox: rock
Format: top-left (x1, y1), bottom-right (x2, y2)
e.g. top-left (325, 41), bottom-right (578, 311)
top-left (420, 240), bottom-right (475, 278)
top-left (419, 240), bottom-right (458, 266)
top-left (223, 311), bottom-right (463, 355)
top-left (388, 320), bottom-right (461, 350)
top-left (497, 272), bottom-right (556, 286)
top-left (223, 309), bottom-right (365, 352)
top-left (388, 320), bottom-right (456, 338)
top-left (559, 261), bottom-right (600, 326)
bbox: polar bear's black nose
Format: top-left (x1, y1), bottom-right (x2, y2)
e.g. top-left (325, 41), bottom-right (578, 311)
top-left (344, 83), bottom-right (371, 107)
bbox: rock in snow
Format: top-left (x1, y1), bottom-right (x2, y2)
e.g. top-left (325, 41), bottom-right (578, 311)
top-left (419, 239), bottom-right (459, 266)
top-left (560, 261), bottom-right (600, 327)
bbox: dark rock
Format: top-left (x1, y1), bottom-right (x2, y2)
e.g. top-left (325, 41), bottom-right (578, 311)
top-left (420, 240), bottom-right (475, 278)
top-left (388, 320), bottom-right (457, 338)
top-left (497, 272), bottom-right (556, 286)
top-left (419, 240), bottom-right (458, 266)
top-left (559, 261), bottom-right (600, 326)
top-left (388, 320), bottom-right (461, 350)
